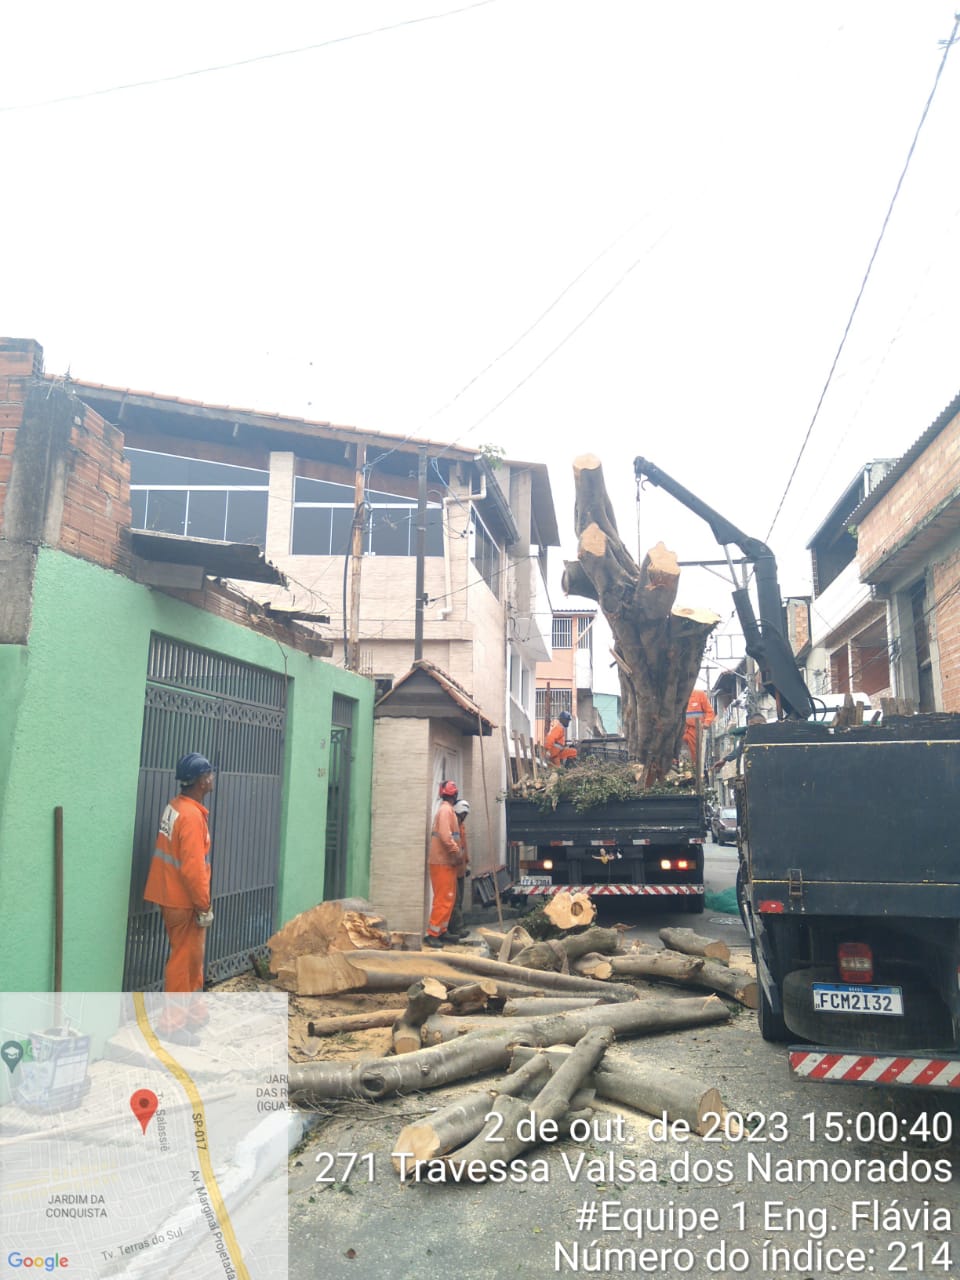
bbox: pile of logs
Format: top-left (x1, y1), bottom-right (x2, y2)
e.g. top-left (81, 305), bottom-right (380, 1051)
top-left (288, 924), bottom-right (756, 1179)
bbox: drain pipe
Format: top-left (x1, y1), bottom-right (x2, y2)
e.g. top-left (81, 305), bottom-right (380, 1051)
top-left (437, 469), bottom-right (488, 621)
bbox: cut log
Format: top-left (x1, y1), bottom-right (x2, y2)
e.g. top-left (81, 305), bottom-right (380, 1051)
top-left (392, 977), bottom-right (449, 1055)
top-left (268, 898), bottom-right (389, 971)
top-left (307, 1010), bottom-right (403, 1036)
top-left (447, 979), bottom-right (499, 1011)
top-left (292, 948), bottom-right (639, 1002)
top-left (512, 926), bottom-right (622, 972)
top-left (543, 891), bottom-right (596, 930)
top-left (449, 1026), bottom-right (616, 1177)
top-left (502, 997), bottom-right (601, 1017)
top-left (510, 1045), bottom-right (723, 1135)
top-left (563, 455), bottom-right (718, 781)
top-left (658, 928), bottom-right (730, 964)
top-left (572, 953), bottom-right (613, 980)
top-left (393, 1053), bottom-right (552, 1169)
top-left (607, 952), bottom-right (758, 1008)
top-left (288, 995), bottom-right (730, 1103)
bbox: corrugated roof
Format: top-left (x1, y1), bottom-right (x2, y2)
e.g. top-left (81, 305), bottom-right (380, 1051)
top-left (847, 390), bottom-right (960, 526)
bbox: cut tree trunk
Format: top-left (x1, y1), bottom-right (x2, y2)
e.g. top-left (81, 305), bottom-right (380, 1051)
top-left (392, 1054), bottom-right (552, 1169)
top-left (543, 891), bottom-right (596, 929)
top-left (512, 926), bottom-right (622, 972)
top-left (392, 977), bottom-right (449, 1055)
top-left (291, 948), bottom-right (639, 1002)
top-left (510, 1045), bottom-right (723, 1135)
top-left (268, 898), bottom-right (389, 972)
top-left (658, 928), bottom-right (731, 964)
top-left (307, 1010), bottom-right (403, 1036)
top-left (288, 995), bottom-right (730, 1103)
top-left (562, 454), bottom-right (718, 782)
top-left (447, 980), bottom-right (500, 1013)
top-left (573, 953), bottom-right (614, 980)
top-left (607, 952), bottom-right (758, 1008)
top-left (449, 1026), bottom-right (615, 1178)
top-left (502, 997), bottom-right (601, 1017)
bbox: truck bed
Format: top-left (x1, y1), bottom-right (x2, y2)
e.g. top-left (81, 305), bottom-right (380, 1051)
top-left (506, 792), bottom-right (705, 846)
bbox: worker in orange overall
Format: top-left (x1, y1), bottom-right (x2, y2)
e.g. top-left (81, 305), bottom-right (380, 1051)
top-left (682, 689), bottom-right (715, 763)
top-left (446, 799), bottom-right (471, 941)
top-left (425, 780), bottom-right (461, 949)
top-left (143, 752), bottom-right (215, 1043)
top-left (545, 710), bottom-right (577, 765)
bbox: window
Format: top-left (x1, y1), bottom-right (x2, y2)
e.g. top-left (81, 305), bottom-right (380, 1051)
top-left (292, 475), bottom-right (443, 557)
top-left (127, 448), bottom-right (269, 546)
top-left (470, 508), bottom-right (500, 597)
top-left (577, 615), bottom-right (594, 653)
top-left (552, 616), bottom-right (573, 649)
top-left (535, 688), bottom-right (572, 722)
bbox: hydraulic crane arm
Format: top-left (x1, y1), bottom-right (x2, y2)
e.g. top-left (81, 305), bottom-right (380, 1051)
top-left (634, 456), bottom-right (815, 719)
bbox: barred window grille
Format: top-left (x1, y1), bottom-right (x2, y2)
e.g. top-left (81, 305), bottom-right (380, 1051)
top-left (470, 509), bottom-right (501, 598)
top-left (577, 615), bottom-right (593, 652)
top-left (535, 688), bottom-right (572, 721)
top-left (552, 616), bottom-right (573, 648)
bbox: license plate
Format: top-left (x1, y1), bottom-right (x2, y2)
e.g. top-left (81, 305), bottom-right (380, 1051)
top-left (812, 983), bottom-right (904, 1016)
top-left (518, 875), bottom-right (552, 887)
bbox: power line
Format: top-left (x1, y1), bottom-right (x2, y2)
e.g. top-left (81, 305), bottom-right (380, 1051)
top-left (766, 12), bottom-right (960, 542)
top-left (0, 0), bottom-right (497, 113)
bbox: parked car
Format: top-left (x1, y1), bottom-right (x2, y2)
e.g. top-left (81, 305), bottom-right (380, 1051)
top-left (712, 806), bottom-right (738, 845)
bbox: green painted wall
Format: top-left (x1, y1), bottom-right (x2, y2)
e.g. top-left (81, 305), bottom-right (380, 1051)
top-left (0, 548), bottom-right (373, 992)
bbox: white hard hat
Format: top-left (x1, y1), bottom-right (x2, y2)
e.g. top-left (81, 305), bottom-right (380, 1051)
top-left (454, 800), bottom-right (470, 816)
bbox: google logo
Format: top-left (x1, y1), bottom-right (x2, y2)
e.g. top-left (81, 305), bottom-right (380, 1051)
top-left (7, 1255), bottom-right (69, 1271)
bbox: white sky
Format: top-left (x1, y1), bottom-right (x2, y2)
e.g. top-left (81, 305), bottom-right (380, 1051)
top-left (4, 1), bottom-right (960, 692)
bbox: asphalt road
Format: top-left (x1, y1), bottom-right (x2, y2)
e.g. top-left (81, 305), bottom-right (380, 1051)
top-left (287, 846), bottom-right (960, 1280)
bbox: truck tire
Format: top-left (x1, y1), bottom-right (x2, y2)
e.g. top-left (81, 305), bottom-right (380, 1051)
top-left (757, 980), bottom-right (791, 1043)
top-left (781, 967), bottom-right (951, 1050)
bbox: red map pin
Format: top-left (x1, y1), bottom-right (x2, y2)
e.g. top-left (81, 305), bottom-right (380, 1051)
top-left (130, 1089), bottom-right (159, 1135)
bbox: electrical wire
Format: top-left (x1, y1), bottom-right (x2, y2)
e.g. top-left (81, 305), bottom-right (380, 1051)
top-left (0, 1), bottom-right (498, 113)
top-left (766, 12), bottom-right (960, 542)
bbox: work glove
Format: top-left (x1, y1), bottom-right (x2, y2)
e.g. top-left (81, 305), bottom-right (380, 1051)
top-left (195, 909), bottom-right (214, 928)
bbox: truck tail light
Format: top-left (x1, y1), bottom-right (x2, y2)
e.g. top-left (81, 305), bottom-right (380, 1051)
top-left (757, 900), bottom-right (784, 913)
top-left (659, 858), bottom-right (693, 871)
top-left (542, 859), bottom-right (553, 871)
top-left (838, 942), bottom-right (874, 984)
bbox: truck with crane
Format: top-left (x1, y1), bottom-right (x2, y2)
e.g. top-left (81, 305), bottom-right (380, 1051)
top-left (631, 456), bottom-right (960, 1090)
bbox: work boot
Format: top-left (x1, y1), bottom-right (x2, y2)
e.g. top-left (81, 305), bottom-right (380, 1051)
top-left (423, 935), bottom-right (445, 949)
top-left (159, 1026), bottom-right (200, 1046)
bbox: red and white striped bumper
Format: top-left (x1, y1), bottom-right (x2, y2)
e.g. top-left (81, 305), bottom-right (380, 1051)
top-left (789, 1049), bottom-right (960, 1089)
top-left (521, 883), bottom-right (704, 898)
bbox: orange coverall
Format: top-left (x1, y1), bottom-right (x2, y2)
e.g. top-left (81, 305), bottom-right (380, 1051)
top-left (427, 801), bottom-right (461, 938)
top-left (545, 719), bottom-right (577, 765)
top-left (682, 689), bottom-right (715, 761)
top-left (143, 795), bottom-right (212, 1027)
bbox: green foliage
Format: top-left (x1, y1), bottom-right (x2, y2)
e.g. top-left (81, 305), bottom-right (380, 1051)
top-left (530, 759), bottom-right (695, 813)
top-left (478, 442), bottom-right (506, 469)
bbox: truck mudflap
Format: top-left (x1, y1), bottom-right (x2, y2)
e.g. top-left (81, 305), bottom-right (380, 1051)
top-left (520, 882), bottom-right (704, 898)
top-left (789, 1048), bottom-right (960, 1089)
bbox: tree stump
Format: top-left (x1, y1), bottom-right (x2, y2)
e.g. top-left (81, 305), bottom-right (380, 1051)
top-left (562, 455), bottom-right (719, 782)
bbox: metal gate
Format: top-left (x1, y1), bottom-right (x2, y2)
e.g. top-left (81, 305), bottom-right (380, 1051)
top-left (323, 694), bottom-right (355, 900)
top-left (123, 635), bottom-right (287, 990)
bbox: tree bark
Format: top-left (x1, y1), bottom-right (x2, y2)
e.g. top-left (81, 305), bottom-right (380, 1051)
top-left (510, 1046), bottom-right (724, 1135)
top-left (392, 1054), bottom-right (552, 1169)
top-left (503, 997), bottom-right (601, 1017)
top-left (292, 947), bottom-right (639, 1001)
top-left (307, 1010), bottom-right (402, 1036)
top-left (512, 926), bottom-right (622, 972)
top-left (288, 995), bottom-right (730, 1103)
top-left (449, 1027), bottom-right (615, 1178)
top-left (573, 953), bottom-right (614, 980)
top-left (447, 979), bottom-right (500, 1013)
top-left (658, 928), bottom-right (731, 964)
top-left (607, 952), bottom-right (758, 1008)
top-left (563, 454), bottom-right (718, 781)
top-left (392, 977), bottom-right (449, 1055)
top-left (477, 926), bottom-right (535, 960)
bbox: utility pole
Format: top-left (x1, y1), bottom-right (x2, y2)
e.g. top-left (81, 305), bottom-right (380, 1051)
top-left (347, 444), bottom-right (366, 672)
top-left (414, 447), bottom-right (428, 662)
